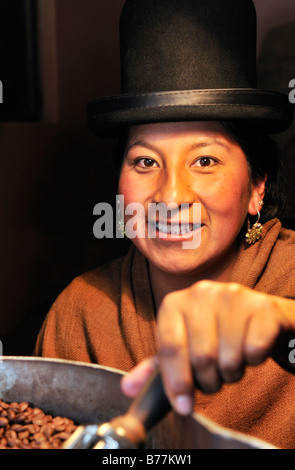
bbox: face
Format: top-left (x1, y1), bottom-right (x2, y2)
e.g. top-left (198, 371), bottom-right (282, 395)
top-left (118, 121), bottom-right (265, 277)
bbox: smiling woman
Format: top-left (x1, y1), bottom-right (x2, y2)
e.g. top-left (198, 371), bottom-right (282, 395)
top-left (118, 121), bottom-right (258, 280)
top-left (34, 0), bottom-right (295, 449)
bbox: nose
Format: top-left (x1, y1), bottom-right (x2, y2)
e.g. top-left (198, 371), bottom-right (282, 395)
top-left (153, 168), bottom-right (196, 207)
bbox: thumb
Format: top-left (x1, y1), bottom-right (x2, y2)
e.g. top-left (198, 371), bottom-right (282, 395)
top-left (120, 356), bottom-right (159, 398)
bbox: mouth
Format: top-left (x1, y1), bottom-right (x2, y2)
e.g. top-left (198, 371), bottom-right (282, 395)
top-left (147, 220), bottom-right (203, 240)
top-left (155, 221), bottom-right (202, 235)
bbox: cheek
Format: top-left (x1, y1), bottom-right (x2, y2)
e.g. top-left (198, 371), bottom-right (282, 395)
top-left (118, 173), bottom-right (152, 217)
top-left (202, 172), bottom-right (252, 222)
top-left (118, 174), bottom-right (137, 204)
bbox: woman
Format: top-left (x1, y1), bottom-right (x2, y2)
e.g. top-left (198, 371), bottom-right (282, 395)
top-left (34, 0), bottom-right (295, 448)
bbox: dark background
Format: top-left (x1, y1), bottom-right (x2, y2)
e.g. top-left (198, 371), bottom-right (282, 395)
top-left (0, 0), bottom-right (294, 356)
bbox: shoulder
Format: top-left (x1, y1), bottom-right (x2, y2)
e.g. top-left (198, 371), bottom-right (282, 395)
top-left (269, 222), bottom-right (295, 258)
top-left (231, 219), bottom-right (295, 294)
top-left (258, 219), bottom-right (295, 295)
top-left (55, 254), bottom-right (126, 311)
top-left (277, 225), bottom-right (295, 243)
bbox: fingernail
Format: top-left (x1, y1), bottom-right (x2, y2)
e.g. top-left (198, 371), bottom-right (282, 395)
top-left (175, 395), bottom-right (193, 415)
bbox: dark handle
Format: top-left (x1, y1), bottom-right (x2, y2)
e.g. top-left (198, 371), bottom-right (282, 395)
top-left (126, 367), bottom-right (171, 431)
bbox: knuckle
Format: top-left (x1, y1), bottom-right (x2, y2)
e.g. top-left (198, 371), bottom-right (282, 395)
top-left (228, 282), bottom-right (241, 292)
top-left (170, 377), bottom-right (192, 395)
top-left (263, 296), bottom-right (279, 316)
top-left (191, 352), bottom-right (216, 370)
top-left (197, 377), bottom-right (221, 394)
top-left (189, 280), bottom-right (214, 300)
top-left (245, 342), bottom-right (269, 364)
top-left (159, 342), bottom-right (181, 359)
top-left (193, 280), bottom-right (213, 293)
top-left (219, 355), bottom-right (243, 380)
top-left (161, 291), bottom-right (178, 310)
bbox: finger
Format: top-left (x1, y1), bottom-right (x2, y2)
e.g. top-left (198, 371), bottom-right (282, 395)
top-left (185, 308), bottom-right (221, 394)
top-left (157, 300), bottom-right (194, 415)
top-left (244, 312), bottom-right (281, 366)
top-left (217, 320), bottom-right (245, 383)
top-left (194, 363), bottom-right (222, 394)
top-left (216, 286), bottom-right (247, 383)
top-left (121, 356), bottom-right (159, 398)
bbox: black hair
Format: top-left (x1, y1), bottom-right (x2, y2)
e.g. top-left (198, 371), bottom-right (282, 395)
top-left (220, 121), bottom-right (288, 224)
top-left (112, 122), bottom-right (288, 224)
top-left (112, 127), bottom-right (130, 177)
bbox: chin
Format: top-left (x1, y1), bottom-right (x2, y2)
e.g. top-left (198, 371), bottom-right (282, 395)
top-left (133, 239), bottom-right (211, 275)
top-left (150, 252), bottom-right (205, 276)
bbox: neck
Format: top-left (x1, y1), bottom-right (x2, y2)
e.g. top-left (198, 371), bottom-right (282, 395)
top-left (148, 246), bottom-right (240, 312)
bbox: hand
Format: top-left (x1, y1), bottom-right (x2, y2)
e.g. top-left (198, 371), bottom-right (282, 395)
top-left (121, 281), bottom-right (294, 415)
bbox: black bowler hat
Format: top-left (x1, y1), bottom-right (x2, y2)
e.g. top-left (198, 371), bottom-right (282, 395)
top-left (87, 0), bottom-right (293, 138)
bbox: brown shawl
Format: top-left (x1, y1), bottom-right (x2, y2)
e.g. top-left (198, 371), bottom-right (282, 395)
top-left (34, 219), bottom-right (295, 448)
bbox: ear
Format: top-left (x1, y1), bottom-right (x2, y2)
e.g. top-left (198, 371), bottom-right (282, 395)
top-left (247, 174), bottom-right (267, 216)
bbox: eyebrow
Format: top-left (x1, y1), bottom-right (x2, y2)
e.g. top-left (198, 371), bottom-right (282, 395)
top-left (126, 137), bottom-right (230, 153)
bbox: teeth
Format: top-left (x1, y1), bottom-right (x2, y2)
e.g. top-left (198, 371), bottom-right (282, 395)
top-left (155, 222), bottom-right (201, 235)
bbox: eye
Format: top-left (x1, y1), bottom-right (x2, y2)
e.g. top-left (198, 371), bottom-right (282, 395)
top-left (135, 157), bottom-right (159, 168)
top-left (192, 156), bottom-right (217, 168)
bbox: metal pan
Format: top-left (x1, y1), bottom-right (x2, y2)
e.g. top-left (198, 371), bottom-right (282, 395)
top-left (0, 356), bottom-right (276, 449)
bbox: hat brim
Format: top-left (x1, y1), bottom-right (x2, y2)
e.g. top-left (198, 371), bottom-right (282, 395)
top-left (87, 89), bottom-right (293, 138)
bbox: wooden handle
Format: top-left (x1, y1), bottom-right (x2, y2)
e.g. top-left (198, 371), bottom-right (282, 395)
top-left (126, 367), bottom-right (171, 431)
top-left (108, 368), bottom-right (171, 448)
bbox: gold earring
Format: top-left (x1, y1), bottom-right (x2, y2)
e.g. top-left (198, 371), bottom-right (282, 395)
top-left (117, 197), bottom-right (129, 239)
top-left (117, 219), bottom-right (125, 237)
top-left (245, 211), bottom-right (263, 245)
top-left (117, 220), bottom-right (129, 239)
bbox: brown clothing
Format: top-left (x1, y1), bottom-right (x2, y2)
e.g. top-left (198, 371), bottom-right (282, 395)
top-left (34, 218), bottom-right (295, 448)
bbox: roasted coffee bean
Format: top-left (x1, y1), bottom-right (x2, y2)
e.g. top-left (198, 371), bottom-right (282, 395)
top-left (18, 430), bottom-right (30, 440)
top-left (18, 402), bottom-right (29, 413)
top-left (0, 417), bottom-right (9, 428)
top-left (42, 424), bottom-right (54, 439)
top-left (14, 412), bottom-right (27, 424)
top-left (7, 409), bottom-right (15, 422)
top-left (54, 431), bottom-right (71, 440)
top-left (5, 429), bottom-right (17, 439)
top-left (8, 402), bottom-right (21, 411)
top-left (32, 432), bottom-right (47, 445)
top-left (27, 423), bottom-right (40, 434)
top-left (0, 399), bottom-right (78, 448)
top-left (5, 429), bottom-right (18, 447)
top-left (11, 423), bottom-right (26, 432)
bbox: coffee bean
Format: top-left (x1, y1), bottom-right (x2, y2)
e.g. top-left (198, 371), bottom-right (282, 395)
top-left (18, 402), bottom-right (29, 413)
top-left (5, 429), bottom-right (17, 440)
top-left (11, 423), bottom-right (27, 432)
top-left (14, 412), bottom-right (28, 424)
top-left (0, 399), bottom-right (78, 448)
top-left (32, 432), bottom-right (47, 445)
top-left (42, 424), bottom-right (54, 438)
top-left (0, 417), bottom-right (9, 428)
top-left (7, 409), bottom-right (15, 422)
top-left (54, 431), bottom-right (71, 440)
top-left (18, 430), bottom-right (30, 440)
